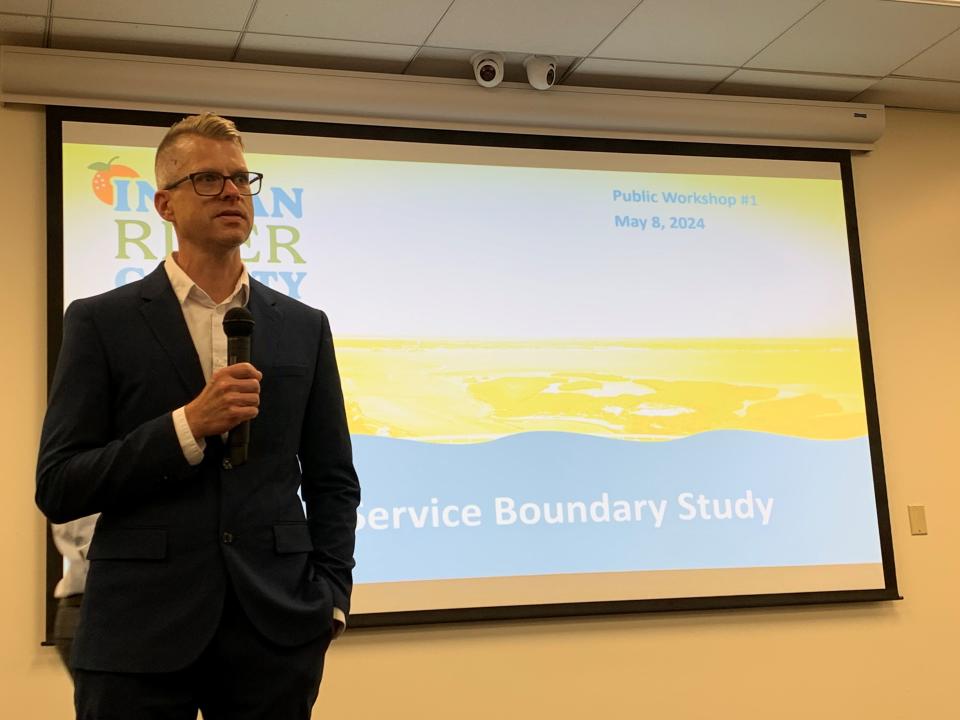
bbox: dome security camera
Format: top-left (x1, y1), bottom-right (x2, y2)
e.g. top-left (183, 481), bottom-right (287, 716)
top-left (524, 55), bottom-right (558, 90)
top-left (471, 52), bottom-right (505, 88)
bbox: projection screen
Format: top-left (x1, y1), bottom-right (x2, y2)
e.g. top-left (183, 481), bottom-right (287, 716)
top-left (45, 106), bottom-right (899, 629)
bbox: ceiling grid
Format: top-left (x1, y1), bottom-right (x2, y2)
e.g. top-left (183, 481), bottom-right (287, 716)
top-left (0, 0), bottom-right (957, 111)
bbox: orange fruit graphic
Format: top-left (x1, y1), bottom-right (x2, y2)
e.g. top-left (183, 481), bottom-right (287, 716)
top-left (88, 156), bottom-right (140, 205)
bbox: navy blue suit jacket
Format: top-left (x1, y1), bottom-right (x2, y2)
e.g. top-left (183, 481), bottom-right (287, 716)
top-left (36, 264), bottom-right (360, 673)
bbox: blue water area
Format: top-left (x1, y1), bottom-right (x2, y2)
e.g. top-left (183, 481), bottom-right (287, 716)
top-left (349, 432), bottom-right (883, 584)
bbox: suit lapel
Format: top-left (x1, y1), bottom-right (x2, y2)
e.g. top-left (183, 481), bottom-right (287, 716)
top-left (138, 264), bottom-right (206, 397)
top-left (248, 280), bottom-right (283, 368)
top-left (139, 268), bottom-right (282, 391)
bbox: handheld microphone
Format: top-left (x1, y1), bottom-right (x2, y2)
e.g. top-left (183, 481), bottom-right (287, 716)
top-left (223, 306), bottom-right (255, 466)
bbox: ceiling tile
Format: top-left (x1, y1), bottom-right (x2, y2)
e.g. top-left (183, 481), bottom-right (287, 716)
top-left (714, 69), bottom-right (878, 102)
top-left (747, 0), bottom-right (960, 76)
top-left (594, 0), bottom-right (821, 66)
top-left (427, 0), bottom-right (639, 57)
top-left (50, 18), bottom-right (239, 61)
top-left (895, 27), bottom-right (960, 80)
top-left (246, 0), bottom-right (452, 45)
top-left (406, 46), bottom-right (575, 84)
top-left (854, 76), bottom-right (960, 111)
top-left (0, 1), bottom-right (47, 14)
top-left (51, 0), bottom-right (254, 32)
top-left (0, 12), bottom-right (44, 46)
top-left (237, 34), bottom-right (417, 73)
top-left (567, 58), bottom-right (733, 93)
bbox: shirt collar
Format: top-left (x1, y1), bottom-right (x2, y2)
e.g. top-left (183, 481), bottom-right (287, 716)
top-left (164, 252), bottom-right (250, 308)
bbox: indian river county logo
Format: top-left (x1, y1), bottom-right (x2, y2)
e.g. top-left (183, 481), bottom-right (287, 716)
top-left (88, 157), bottom-right (140, 205)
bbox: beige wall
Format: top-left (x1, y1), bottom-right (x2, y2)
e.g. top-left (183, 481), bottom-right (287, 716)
top-left (1, 101), bottom-right (957, 718)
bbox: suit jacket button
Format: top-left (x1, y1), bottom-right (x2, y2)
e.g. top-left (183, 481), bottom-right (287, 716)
top-left (222, 458), bottom-right (233, 470)
top-left (222, 532), bottom-right (234, 544)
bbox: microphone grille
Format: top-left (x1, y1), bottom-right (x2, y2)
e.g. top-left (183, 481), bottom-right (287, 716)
top-left (223, 306), bottom-right (255, 337)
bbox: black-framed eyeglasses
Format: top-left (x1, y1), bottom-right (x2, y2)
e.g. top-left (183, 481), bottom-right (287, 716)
top-left (164, 171), bottom-right (264, 196)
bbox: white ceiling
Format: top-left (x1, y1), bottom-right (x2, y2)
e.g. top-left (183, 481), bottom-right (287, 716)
top-left (2, 0), bottom-right (959, 111)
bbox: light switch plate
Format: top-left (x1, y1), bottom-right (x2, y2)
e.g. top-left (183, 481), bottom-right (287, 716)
top-left (907, 505), bottom-right (928, 536)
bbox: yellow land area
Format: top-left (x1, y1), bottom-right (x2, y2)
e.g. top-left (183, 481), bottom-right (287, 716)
top-left (337, 338), bottom-right (868, 443)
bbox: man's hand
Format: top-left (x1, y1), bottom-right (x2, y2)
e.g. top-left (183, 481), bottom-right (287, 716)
top-left (183, 363), bottom-right (262, 441)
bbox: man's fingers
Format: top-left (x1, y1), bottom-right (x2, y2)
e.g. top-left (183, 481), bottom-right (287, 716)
top-left (229, 406), bottom-right (259, 421)
top-left (226, 390), bottom-right (260, 407)
top-left (210, 370), bottom-right (259, 394)
top-left (221, 378), bottom-right (260, 395)
top-left (216, 362), bottom-right (262, 380)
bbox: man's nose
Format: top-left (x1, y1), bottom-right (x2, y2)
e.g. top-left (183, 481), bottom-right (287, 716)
top-left (221, 177), bottom-right (241, 197)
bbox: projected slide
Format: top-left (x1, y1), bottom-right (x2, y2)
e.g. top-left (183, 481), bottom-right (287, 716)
top-left (58, 119), bottom-right (891, 618)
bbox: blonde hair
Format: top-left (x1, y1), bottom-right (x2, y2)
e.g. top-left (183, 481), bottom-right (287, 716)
top-left (155, 112), bottom-right (244, 187)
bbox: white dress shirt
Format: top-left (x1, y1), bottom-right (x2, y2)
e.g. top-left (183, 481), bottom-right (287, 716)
top-left (52, 515), bottom-right (98, 598)
top-left (165, 253), bottom-right (249, 465)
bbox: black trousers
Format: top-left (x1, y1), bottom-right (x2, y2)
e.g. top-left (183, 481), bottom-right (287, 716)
top-left (74, 585), bottom-right (332, 720)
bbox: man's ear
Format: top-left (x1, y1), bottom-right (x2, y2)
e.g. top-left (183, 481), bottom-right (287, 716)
top-left (154, 191), bottom-right (175, 222)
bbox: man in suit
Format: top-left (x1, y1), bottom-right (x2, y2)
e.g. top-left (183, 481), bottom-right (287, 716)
top-left (36, 112), bottom-right (360, 719)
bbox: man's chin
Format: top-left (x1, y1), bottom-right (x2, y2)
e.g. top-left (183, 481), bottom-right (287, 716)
top-left (218, 230), bottom-right (252, 247)
top-left (200, 235), bottom-right (252, 256)
top-left (177, 230), bottom-right (252, 256)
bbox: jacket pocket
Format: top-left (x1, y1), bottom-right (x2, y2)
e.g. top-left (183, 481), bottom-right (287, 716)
top-left (274, 522), bottom-right (314, 554)
top-left (87, 528), bottom-right (167, 560)
top-left (267, 365), bottom-right (308, 377)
